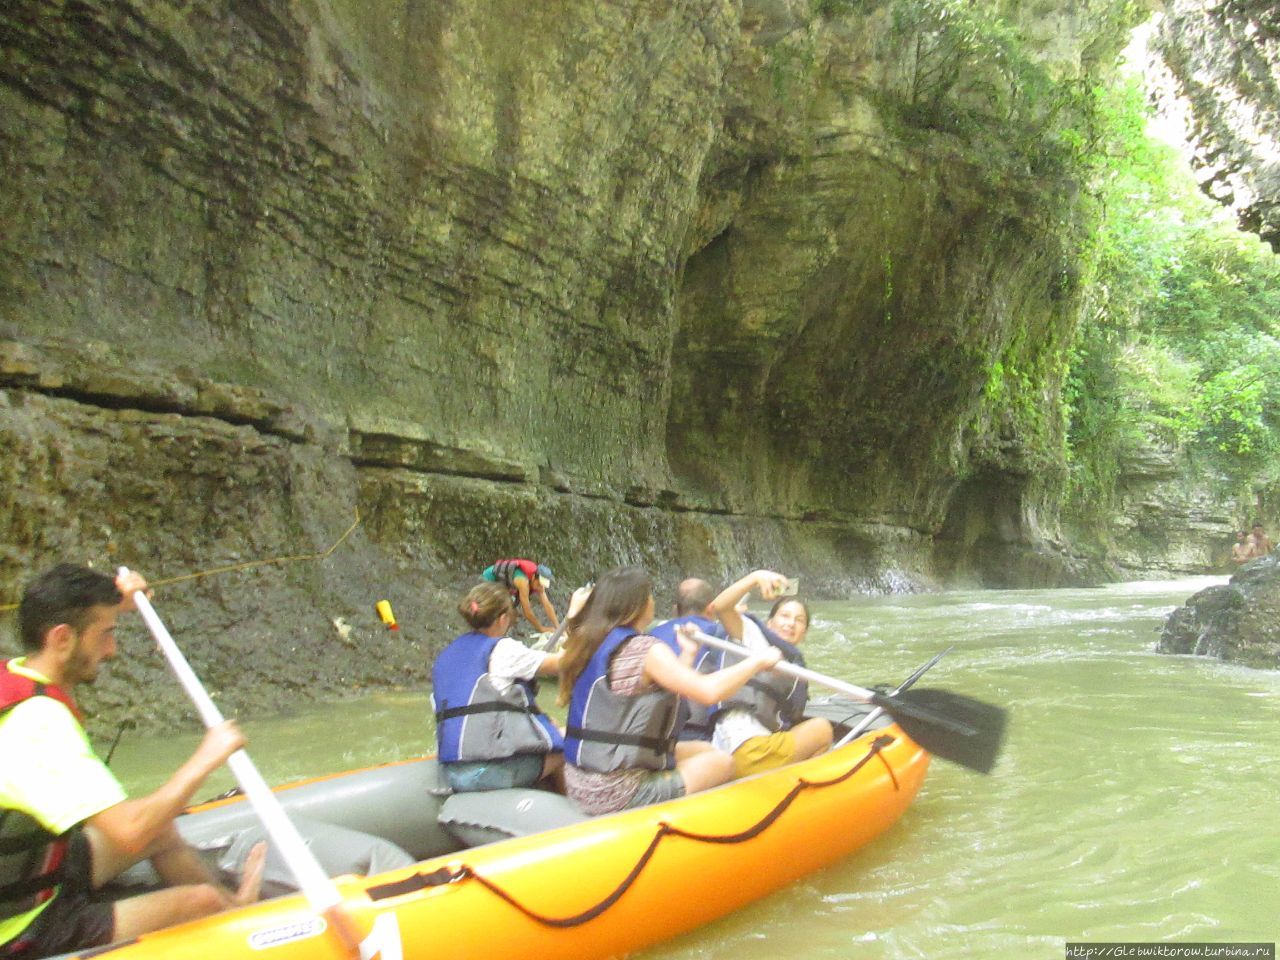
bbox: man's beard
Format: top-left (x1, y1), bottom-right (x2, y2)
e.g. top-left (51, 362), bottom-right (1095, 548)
top-left (67, 646), bottom-right (102, 685)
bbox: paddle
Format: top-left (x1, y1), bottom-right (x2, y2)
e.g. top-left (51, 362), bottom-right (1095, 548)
top-left (118, 569), bottom-right (361, 953)
top-left (831, 645), bottom-right (953, 750)
top-left (690, 629), bottom-right (1006, 774)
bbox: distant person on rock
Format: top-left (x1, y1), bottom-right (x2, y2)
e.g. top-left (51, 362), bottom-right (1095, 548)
top-left (1247, 522), bottom-right (1273, 558)
top-left (481, 559), bottom-right (559, 634)
top-left (1230, 531), bottom-right (1253, 565)
top-left (1, 565), bottom-right (264, 960)
top-left (433, 582), bottom-right (568, 793)
top-left (709, 570), bottom-right (833, 779)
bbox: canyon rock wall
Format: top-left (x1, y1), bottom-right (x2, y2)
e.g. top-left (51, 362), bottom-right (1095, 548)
top-left (1153, 0), bottom-right (1280, 251)
top-left (2, 0), bottom-right (1157, 728)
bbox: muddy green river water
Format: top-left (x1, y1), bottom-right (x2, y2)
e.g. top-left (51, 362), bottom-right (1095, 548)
top-left (109, 577), bottom-right (1279, 959)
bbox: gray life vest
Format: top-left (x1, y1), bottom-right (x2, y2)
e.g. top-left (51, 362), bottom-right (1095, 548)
top-left (564, 627), bottom-right (679, 773)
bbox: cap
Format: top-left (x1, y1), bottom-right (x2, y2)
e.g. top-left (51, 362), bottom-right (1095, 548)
top-left (536, 564), bottom-right (553, 581)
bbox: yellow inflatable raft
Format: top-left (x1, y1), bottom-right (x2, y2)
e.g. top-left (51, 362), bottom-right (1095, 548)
top-left (76, 719), bottom-right (928, 960)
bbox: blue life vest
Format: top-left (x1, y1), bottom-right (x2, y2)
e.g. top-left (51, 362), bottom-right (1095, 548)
top-left (648, 615), bottom-right (725, 741)
top-left (433, 633), bottom-right (562, 763)
top-left (564, 626), bottom-right (679, 773)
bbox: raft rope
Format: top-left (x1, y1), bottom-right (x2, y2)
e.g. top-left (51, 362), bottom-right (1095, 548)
top-left (366, 734), bottom-right (900, 926)
top-left (0, 511), bottom-right (362, 612)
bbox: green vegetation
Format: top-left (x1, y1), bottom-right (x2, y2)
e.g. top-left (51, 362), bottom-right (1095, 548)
top-left (1066, 76), bottom-right (1280, 516)
top-left (863, 0), bottom-right (1280, 520)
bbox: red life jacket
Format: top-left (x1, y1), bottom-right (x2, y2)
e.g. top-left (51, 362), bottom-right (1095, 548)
top-left (0, 659), bottom-right (81, 928)
top-left (0, 659), bottom-right (83, 724)
top-left (491, 559), bottom-right (542, 594)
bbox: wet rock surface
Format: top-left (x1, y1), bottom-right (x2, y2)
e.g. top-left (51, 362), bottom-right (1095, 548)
top-left (1158, 553), bottom-right (1280, 668)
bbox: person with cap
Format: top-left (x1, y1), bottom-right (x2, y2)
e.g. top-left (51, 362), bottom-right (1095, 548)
top-left (481, 559), bottom-right (559, 634)
top-left (1, 564), bottom-right (264, 960)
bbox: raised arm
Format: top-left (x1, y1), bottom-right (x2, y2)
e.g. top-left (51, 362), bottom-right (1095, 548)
top-left (711, 569), bottom-right (789, 640)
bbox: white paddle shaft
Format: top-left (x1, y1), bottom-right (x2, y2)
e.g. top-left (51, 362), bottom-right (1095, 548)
top-left (690, 629), bottom-right (875, 701)
top-left (122, 570), bottom-right (344, 914)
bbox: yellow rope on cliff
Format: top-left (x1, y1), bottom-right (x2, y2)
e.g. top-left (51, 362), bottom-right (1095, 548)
top-left (0, 510), bottom-right (363, 612)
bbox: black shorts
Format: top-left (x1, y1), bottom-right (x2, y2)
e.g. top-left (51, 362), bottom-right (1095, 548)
top-left (1, 831), bottom-right (115, 958)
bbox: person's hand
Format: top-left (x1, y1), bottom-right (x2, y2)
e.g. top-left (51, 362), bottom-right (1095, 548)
top-left (567, 585), bottom-right (594, 619)
top-left (114, 570), bottom-right (151, 611)
top-left (750, 647), bottom-right (783, 672)
top-left (753, 570), bottom-right (789, 601)
top-left (193, 720), bottom-right (246, 772)
top-left (675, 622), bottom-right (701, 659)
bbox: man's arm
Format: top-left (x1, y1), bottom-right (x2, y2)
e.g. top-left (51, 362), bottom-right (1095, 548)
top-left (87, 721), bottom-right (244, 857)
top-left (516, 578), bottom-right (552, 633)
top-left (538, 589), bottom-right (560, 630)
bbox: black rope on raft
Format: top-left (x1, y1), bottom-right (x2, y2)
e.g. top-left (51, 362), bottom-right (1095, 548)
top-left (368, 735), bottom-right (900, 927)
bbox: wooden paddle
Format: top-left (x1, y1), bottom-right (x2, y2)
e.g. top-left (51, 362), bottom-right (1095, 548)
top-left (119, 569), bottom-right (361, 954)
top-left (690, 629), bottom-right (1006, 774)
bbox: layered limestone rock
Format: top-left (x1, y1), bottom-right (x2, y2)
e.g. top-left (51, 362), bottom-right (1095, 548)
top-left (1152, 1), bottom-right (1280, 250)
top-left (1061, 443), bottom-right (1242, 581)
top-left (0, 0), bottom-right (1161, 725)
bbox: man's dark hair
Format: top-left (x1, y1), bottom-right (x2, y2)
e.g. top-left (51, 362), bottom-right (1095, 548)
top-left (674, 579), bottom-right (715, 616)
top-left (18, 564), bottom-right (121, 652)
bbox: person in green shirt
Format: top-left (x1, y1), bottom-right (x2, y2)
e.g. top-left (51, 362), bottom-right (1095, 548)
top-left (0, 565), bottom-right (264, 959)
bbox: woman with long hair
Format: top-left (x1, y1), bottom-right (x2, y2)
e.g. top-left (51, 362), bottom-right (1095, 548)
top-left (708, 569), bottom-right (833, 779)
top-left (558, 566), bottom-right (781, 815)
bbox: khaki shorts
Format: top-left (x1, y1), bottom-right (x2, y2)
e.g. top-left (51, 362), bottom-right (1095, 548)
top-left (732, 730), bottom-right (798, 778)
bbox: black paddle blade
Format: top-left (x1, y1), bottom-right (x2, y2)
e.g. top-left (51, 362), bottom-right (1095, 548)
top-left (875, 688), bottom-right (1007, 774)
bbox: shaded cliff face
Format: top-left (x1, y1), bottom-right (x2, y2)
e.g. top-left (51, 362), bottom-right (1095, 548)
top-left (1152, 1), bottom-right (1280, 250)
top-left (1, 1), bottom-right (1143, 726)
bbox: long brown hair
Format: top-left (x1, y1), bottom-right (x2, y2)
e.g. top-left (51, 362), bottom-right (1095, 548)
top-left (557, 566), bottom-right (653, 706)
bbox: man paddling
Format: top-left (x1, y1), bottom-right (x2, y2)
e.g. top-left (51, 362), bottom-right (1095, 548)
top-left (0, 564), bottom-right (264, 959)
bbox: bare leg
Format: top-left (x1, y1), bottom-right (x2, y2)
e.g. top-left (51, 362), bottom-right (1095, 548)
top-left (540, 752), bottom-right (566, 793)
top-left (790, 717), bottom-right (834, 761)
top-left (90, 823), bottom-right (266, 941)
top-left (673, 740), bottom-right (715, 762)
top-left (111, 885), bottom-right (227, 940)
top-left (675, 747), bottom-right (734, 795)
top-left (112, 842), bottom-right (266, 940)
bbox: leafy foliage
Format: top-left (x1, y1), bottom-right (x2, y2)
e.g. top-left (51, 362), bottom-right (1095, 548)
top-left (1064, 75), bottom-right (1280, 515)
